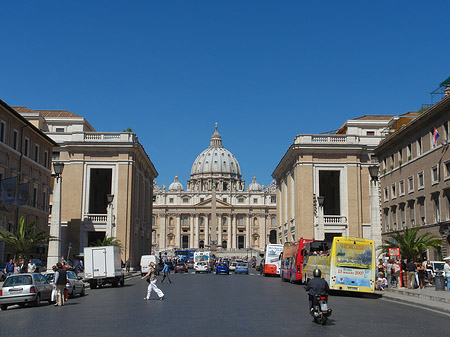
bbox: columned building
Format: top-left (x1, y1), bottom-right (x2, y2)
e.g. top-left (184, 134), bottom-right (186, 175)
top-left (272, 114), bottom-right (417, 250)
top-left (18, 107), bottom-right (158, 265)
top-left (153, 126), bottom-right (277, 254)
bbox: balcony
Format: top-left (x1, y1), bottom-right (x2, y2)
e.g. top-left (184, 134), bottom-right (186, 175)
top-left (84, 214), bottom-right (107, 223)
top-left (323, 216), bottom-right (347, 224)
top-left (47, 131), bottom-right (138, 144)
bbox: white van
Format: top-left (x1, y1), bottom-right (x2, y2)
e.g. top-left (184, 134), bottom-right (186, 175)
top-left (140, 255), bottom-right (159, 276)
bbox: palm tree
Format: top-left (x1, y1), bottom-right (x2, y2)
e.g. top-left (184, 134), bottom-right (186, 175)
top-left (380, 227), bottom-right (441, 261)
top-left (0, 216), bottom-right (54, 262)
top-left (91, 236), bottom-right (122, 248)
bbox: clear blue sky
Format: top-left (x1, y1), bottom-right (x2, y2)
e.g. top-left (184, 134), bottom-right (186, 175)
top-left (1, 1), bottom-right (449, 187)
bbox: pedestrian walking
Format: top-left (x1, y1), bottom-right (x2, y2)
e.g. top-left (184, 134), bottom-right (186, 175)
top-left (161, 261), bottom-right (172, 284)
top-left (54, 262), bottom-right (67, 306)
top-left (4, 259), bottom-right (14, 276)
top-left (444, 260), bottom-right (450, 291)
top-left (126, 259), bottom-right (131, 273)
top-left (406, 260), bottom-right (417, 289)
top-left (417, 262), bottom-right (426, 289)
top-left (142, 262), bottom-right (164, 301)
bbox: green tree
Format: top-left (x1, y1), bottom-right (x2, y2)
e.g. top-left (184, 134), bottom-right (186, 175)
top-left (380, 227), bottom-right (441, 261)
top-left (0, 216), bottom-right (54, 262)
top-left (123, 127), bottom-right (133, 132)
top-left (91, 236), bottom-right (122, 248)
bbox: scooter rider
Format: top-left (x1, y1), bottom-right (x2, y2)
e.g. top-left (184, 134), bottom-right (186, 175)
top-left (305, 268), bottom-right (329, 311)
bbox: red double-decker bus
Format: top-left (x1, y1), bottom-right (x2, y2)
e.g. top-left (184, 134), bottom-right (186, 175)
top-left (280, 238), bottom-right (313, 283)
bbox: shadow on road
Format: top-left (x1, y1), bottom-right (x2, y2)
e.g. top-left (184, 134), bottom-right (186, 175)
top-left (329, 290), bottom-right (382, 300)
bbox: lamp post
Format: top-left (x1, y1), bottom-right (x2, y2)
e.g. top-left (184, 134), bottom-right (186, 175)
top-left (317, 195), bottom-right (325, 240)
top-left (106, 194), bottom-right (114, 238)
top-left (368, 164), bottom-right (381, 248)
top-left (47, 162), bottom-right (64, 271)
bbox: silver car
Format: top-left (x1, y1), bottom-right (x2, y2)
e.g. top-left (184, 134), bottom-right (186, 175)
top-left (0, 273), bottom-right (53, 310)
top-left (43, 271), bottom-right (85, 298)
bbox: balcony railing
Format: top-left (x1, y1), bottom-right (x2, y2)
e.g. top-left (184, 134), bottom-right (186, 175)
top-left (323, 216), bottom-right (347, 224)
top-left (85, 214), bottom-right (107, 223)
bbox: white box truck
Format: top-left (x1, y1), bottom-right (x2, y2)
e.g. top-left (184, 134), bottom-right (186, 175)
top-left (140, 255), bottom-right (159, 276)
top-left (84, 246), bottom-right (125, 289)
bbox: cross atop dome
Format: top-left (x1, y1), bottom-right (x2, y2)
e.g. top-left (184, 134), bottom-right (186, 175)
top-left (210, 123), bottom-right (223, 147)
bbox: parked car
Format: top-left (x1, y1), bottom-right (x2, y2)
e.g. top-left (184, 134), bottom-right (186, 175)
top-left (43, 271), bottom-right (85, 298)
top-left (235, 262), bottom-right (249, 274)
top-left (186, 260), bottom-right (194, 269)
top-left (174, 263), bottom-right (188, 273)
top-left (229, 262), bottom-right (237, 271)
top-left (0, 273), bottom-right (53, 310)
top-left (216, 263), bottom-right (229, 275)
top-left (195, 261), bottom-right (211, 273)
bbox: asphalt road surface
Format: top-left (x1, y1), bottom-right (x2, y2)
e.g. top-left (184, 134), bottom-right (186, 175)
top-left (1, 270), bottom-right (449, 336)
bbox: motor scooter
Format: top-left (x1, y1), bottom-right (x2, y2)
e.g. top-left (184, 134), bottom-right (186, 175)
top-left (310, 294), bottom-right (332, 325)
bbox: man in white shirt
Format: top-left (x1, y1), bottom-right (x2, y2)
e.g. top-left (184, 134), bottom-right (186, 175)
top-left (444, 260), bottom-right (450, 291)
top-left (27, 259), bottom-right (36, 273)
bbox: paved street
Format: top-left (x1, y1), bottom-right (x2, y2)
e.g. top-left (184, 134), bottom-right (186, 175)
top-left (1, 270), bottom-right (449, 337)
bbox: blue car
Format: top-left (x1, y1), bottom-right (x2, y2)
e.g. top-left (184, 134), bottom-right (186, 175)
top-left (235, 262), bottom-right (249, 274)
top-left (216, 263), bottom-right (229, 275)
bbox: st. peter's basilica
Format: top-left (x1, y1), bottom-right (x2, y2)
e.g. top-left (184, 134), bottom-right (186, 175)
top-left (152, 125), bottom-right (277, 254)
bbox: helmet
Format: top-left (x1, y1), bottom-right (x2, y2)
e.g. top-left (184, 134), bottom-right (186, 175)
top-left (313, 269), bottom-right (322, 278)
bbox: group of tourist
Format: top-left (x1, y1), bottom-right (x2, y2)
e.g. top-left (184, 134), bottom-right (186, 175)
top-left (376, 258), bottom-right (450, 291)
top-left (3, 259), bottom-right (37, 276)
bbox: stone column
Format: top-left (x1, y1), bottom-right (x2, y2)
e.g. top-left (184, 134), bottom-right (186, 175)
top-left (262, 215), bottom-right (267, 249)
top-left (246, 214), bottom-right (250, 248)
top-left (218, 214), bottom-right (222, 246)
top-left (227, 214), bottom-right (232, 250)
top-left (189, 214), bottom-right (194, 248)
top-left (232, 215), bottom-right (237, 249)
top-left (160, 214), bottom-right (167, 251)
top-left (176, 214), bottom-right (181, 248)
top-left (47, 174), bottom-right (62, 270)
top-left (205, 215), bottom-right (210, 246)
top-left (194, 214), bottom-right (199, 249)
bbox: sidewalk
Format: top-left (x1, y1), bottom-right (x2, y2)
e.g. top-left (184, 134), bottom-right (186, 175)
top-left (380, 285), bottom-right (450, 314)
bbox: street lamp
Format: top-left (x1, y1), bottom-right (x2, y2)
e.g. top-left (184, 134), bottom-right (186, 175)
top-left (317, 196), bottom-right (325, 207)
top-left (47, 162), bottom-right (64, 271)
top-left (106, 194), bottom-right (114, 238)
top-left (369, 165), bottom-right (379, 182)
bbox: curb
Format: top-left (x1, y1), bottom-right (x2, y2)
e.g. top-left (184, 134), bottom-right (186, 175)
top-left (384, 288), bottom-right (450, 304)
top-left (381, 294), bottom-right (450, 314)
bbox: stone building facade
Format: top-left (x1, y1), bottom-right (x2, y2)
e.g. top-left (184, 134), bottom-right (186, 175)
top-left (18, 107), bottom-right (158, 265)
top-left (272, 114), bottom-right (417, 249)
top-left (374, 93), bottom-right (450, 259)
top-left (0, 99), bottom-right (57, 262)
top-left (152, 126), bottom-right (277, 254)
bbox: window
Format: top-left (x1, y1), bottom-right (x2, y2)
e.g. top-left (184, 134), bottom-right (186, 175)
top-left (408, 176), bottom-right (414, 193)
top-left (391, 184), bottom-right (396, 199)
top-left (398, 150), bottom-right (403, 165)
top-left (238, 198), bottom-right (244, 203)
top-left (222, 198), bottom-right (227, 203)
top-left (55, 127), bottom-right (65, 132)
top-left (392, 206), bottom-right (397, 230)
top-left (407, 143), bottom-right (412, 161)
top-left (408, 200), bottom-right (415, 227)
top-left (383, 158), bottom-right (387, 172)
top-left (200, 198), bottom-right (204, 202)
top-left (434, 197), bottom-right (440, 223)
top-left (0, 120), bottom-right (5, 143)
top-left (169, 198), bottom-right (174, 203)
top-left (366, 131), bottom-right (375, 136)
top-left (24, 137), bottom-right (29, 157)
top-left (417, 171), bottom-right (424, 189)
top-left (238, 216), bottom-right (244, 226)
top-left (33, 185), bottom-right (38, 208)
top-left (182, 216), bottom-right (188, 226)
top-left (271, 217), bottom-right (276, 227)
top-left (43, 190), bottom-right (47, 211)
top-left (13, 130), bottom-right (18, 150)
top-left (384, 187), bottom-right (389, 201)
top-left (44, 150), bottom-right (49, 169)
top-left (390, 154), bottom-right (395, 169)
top-left (271, 196), bottom-right (276, 203)
top-left (34, 144), bottom-right (40, 163)
top-left (431, 165), bottom-right (439, 184)
top-left (400, 203), bottom-right (406, 228)
top-left (253, 198), bottom-right (258, 204)
top-left (399, 180), bottom-right (405, 196)
top-left (417, 137), bottom-right (422, 156)
top-left (183, 198), bottom-right (189, 203)
top-left (384, 209), bottom-right (390, 231)
top-left (418, 197), bottom-right (425, 225)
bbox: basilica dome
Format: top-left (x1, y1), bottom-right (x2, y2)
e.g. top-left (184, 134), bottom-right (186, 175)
top-left (247, 176), bottom-right (262, 191)
top-left (168, 176), bottom-right (184, 191)
top-left (190, 125), bottom-right (242, 179)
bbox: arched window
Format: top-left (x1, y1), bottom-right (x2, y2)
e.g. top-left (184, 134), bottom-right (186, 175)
top-left (199, 240), bottom-right (204, 249)
top-left (222, 241), bottom-right (227, 249)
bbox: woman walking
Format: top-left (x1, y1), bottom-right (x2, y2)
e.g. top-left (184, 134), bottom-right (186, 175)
top-left (142, 262), bottom-right (164, 301)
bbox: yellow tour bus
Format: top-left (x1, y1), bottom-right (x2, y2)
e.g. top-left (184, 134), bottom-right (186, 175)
top-left (302, 237), bottom-right (376, 293)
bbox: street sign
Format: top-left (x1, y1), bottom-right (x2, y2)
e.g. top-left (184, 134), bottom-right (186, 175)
top-left (388, 248), bottom-right (400, 257)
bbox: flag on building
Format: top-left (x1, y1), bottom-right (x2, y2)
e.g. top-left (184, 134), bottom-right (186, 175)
top-left (1, 177), bottom-right (17, 204)
top-left (16, 182), bottom-right (30, 206)
top-left (433, 126), bottom-right (440, 147)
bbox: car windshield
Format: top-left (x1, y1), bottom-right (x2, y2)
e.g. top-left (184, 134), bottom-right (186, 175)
top-left (237, 263), bottom-right (247, 267)
top-left (3, 275), bottom-right (33, 287)
top-left (218, 263), bottom-right (227, 267)
top-left (177, 264), bottom-right (185, 267)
